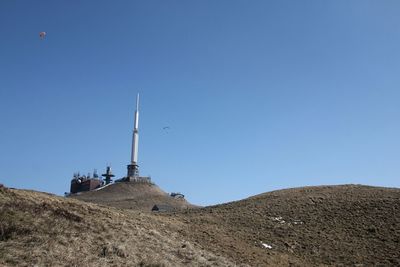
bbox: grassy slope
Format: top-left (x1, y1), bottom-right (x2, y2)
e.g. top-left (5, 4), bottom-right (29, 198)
top-left (1, 184), bottom-right (399, 266)
top-left (165, 185), bottom-right (400, 266)
top-left (0, 187), bottom-right (234, 267)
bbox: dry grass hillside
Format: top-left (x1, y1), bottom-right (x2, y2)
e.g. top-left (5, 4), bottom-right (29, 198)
top-left (70, 182), bottom-right (194, 211)
top-left (165, 185), bottom-right (400, 266)
top-left (0, 186), bottom-right (234, 267)
top-left (1, 184), bottom-right (399, 266)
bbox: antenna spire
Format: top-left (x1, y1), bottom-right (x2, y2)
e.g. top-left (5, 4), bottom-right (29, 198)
top-left (127, 93), bottom-right (140, 178)
top-left (136, 93), bottom-right (140, 111)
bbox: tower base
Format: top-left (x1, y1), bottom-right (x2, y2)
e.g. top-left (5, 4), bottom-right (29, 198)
top-left (127, 163), bottom-right (139, 178)
top-left (121, 176), bottom-right (152, 183)
top-left (118, 163), bottom-right (152, 183)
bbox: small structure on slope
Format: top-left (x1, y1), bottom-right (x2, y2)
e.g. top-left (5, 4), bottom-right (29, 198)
top-left (170, 192), bottom-right (185, 199)
top-left (151, 204), bottom-right (175, 212)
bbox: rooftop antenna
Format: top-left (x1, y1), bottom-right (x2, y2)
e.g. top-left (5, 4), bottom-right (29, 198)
top-left (127, 93), bottom-right (140, 179)
top-left (102, 166), bottom-right (115, 185)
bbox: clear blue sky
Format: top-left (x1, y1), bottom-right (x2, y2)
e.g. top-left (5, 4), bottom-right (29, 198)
top-left (1, 1), bottom-right (399, 205)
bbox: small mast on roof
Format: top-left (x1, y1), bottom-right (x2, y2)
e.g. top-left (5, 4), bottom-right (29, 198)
top-left (102, 166), bottom-right (115, 185)
top-left (127, 93), bottom-right (140, 179)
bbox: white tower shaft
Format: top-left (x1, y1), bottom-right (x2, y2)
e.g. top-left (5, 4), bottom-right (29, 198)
top-left (131, 94), bottom-right (139, 164)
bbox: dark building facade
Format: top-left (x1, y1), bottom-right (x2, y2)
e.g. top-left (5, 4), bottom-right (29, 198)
top-left (70, 176), bottom-right (102, 194)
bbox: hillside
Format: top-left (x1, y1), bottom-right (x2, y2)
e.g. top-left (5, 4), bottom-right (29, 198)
top-left (0, 186), bottom-right (233, 267)
top-left (1, 184), bottom-right (399, 266)
top-left (69, 182), bottom-right (194, 211)
top-left (165, 184), bottom-right (400, 266)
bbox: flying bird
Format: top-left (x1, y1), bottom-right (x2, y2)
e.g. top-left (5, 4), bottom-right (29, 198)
top-left (39, 32), bottom-right (46, 40)
top-left (163, 126), bottom-right (170, 130)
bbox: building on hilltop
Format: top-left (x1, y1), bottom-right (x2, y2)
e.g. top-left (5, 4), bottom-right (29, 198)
top-left (70, 172), bottom-right (102, 194)
top-left (69, 94), bottom-right (151, 195)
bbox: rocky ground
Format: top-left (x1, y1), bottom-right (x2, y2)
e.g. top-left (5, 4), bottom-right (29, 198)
top-left (1, 184), bottom-right (399, 266)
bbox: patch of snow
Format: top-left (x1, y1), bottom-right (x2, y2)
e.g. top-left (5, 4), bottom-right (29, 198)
top-left (261, 242), bottom-right (272, 249)
top-left (93, 183), bottom-right (113, 191)
top-left (271, 216), bottom-right (285, 224)
top-left (271, 216), bottom-right (304, 226)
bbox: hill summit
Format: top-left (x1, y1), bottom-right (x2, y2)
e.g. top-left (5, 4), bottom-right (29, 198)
top-left (69, 181), bottom-right (194, 211)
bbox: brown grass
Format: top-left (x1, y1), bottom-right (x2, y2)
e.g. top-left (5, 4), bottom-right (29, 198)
top-left (163, 185), bottom-right (400, 266)
top-left (1, 184), bottom-right (399, 266)
top-left (70, 182), bottom-right (195, 211)
top-left (0, 186), bottom-right (234, 267)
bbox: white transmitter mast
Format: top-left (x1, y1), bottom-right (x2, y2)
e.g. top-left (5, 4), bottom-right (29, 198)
top-left (127, 93), bottom-right (140, 179)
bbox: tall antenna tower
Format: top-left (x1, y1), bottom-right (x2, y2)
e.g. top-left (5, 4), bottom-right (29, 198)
top-left (127, 93), bottom-right (140, 179)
